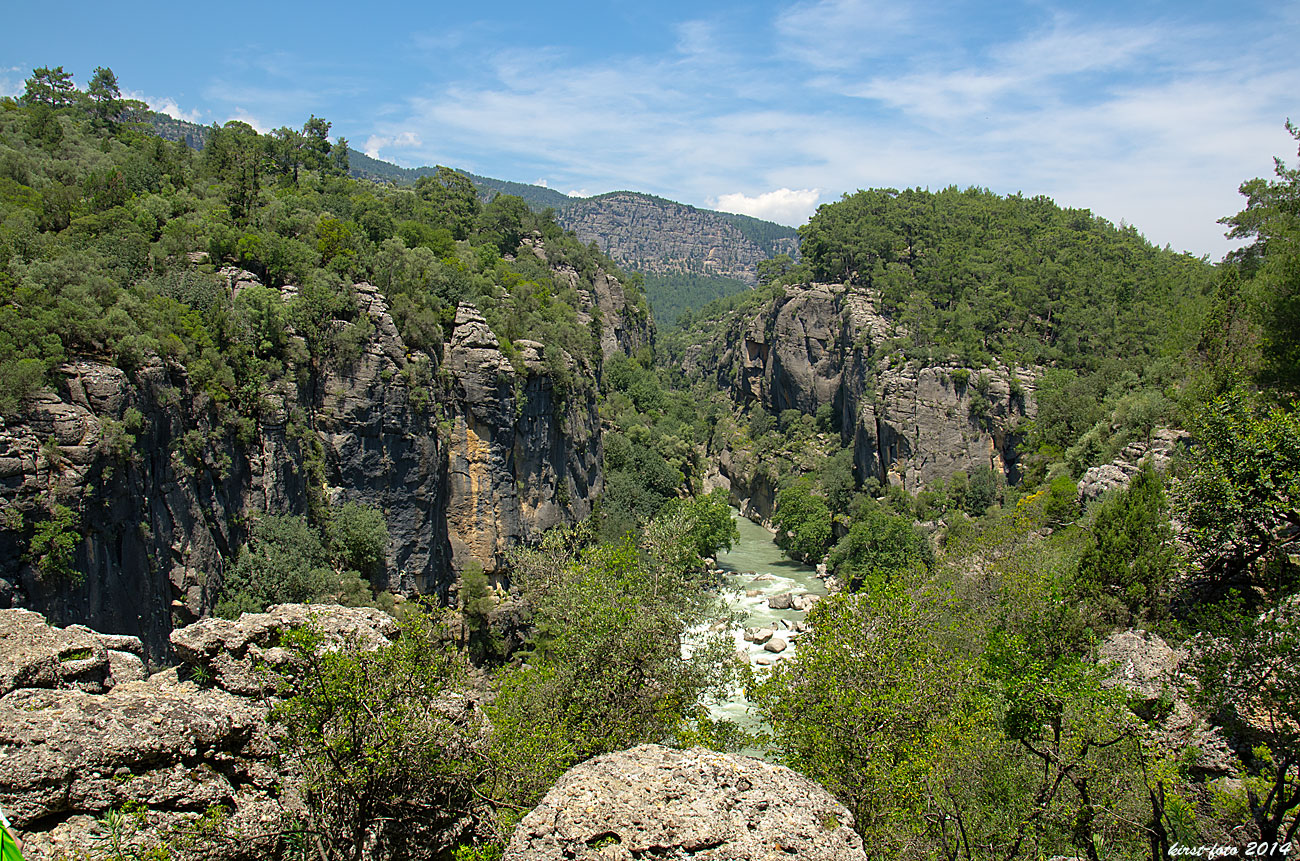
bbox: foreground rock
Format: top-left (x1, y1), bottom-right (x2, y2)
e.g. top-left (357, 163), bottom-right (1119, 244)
top-left (504, 744), bottom-right (867, 860)
top-left (0, 605), bottom-right (432, 860)
top-left (169, 603), bottom-right (399, 695)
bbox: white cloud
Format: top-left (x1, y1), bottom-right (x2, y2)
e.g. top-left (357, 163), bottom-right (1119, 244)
top-left (125, 90), bottom-right (205, 123)
top-left (712, 188), bottom-right (823, 226)
top-left (534, 178), bottom-right (550, 188)
top-left (363, 8), bottom-right (1297, 258)
top-left (566, 189), bottom-right (589, 198)
top-left (774, 0), bottom-right (913, 69)
top-left (224, 109), bottom-right (268, 133)
top-left (362, 130), bottom-right (422, 159)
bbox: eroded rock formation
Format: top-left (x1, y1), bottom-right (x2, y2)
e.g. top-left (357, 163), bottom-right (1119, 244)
top-left (699, 282), bottom-right (1036, 498)
top-left (0, 246), bottom-right (645, 655)
top-left (504, 744), bottom-right (867, 860)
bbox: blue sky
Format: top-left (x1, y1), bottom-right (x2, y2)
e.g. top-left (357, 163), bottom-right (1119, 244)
top-left (4, 0), bottom-right (1297, 257)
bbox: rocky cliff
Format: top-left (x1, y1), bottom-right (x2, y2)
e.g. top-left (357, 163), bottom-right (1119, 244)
top-left (0, 249), bottom-right (646, 656)
top-left (559, 193), bottom-right (798, 286)
top-left (690, 281), bottom-right (1036, 496)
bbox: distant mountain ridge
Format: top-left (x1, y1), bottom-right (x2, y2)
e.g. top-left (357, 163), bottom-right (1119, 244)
top-left (142, 112), bottom-right (798, 321)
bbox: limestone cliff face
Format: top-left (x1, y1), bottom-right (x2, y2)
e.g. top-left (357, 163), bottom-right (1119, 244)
top-left (443, 305), bottom-right (602, 575)
top-left (0, 251), bottom-right (640, 654)
top-left (702, 282), bottom-right (1036, 495)
top-left (558, 192), bottom-right (797, 286)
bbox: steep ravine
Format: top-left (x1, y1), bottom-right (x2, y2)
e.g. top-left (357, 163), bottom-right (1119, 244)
top-left (686, 281), bottom-right (1037, 510)
top-left (0, 249), bottom-right (648, 658)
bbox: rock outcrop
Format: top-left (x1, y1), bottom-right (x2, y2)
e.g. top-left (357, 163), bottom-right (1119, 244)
top-left (0, 247), bottom-right (643, 655)
top-left (1077, 428), bottom-right (1186, 501)
top-left (698, 282), bottom-right (1035, 498)
top-left (0, 605), bottom-right (457, 860)
top-left (1099, 629), bottom-right (1238, 776)
top-left (504, 744), bottom-right (867, 860)
top-left (558, 193), bottom-right (798, 286)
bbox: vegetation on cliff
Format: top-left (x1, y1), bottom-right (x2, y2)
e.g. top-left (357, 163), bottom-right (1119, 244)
top-left (4, 61), bottom-right (1300, 861)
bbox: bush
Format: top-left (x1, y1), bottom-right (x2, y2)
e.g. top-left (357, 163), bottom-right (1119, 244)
top-left (1074, 463), bottom-right (1176, 622)
top-left (272, 607), bottom-right (485, 860)
top-left (826, 504), bottom-right (933, 591)
top-left (772, 480), bottom-right (833, 563)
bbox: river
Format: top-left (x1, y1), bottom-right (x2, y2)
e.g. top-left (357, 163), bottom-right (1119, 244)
top-left (694, 509), bottom-right (827, 742)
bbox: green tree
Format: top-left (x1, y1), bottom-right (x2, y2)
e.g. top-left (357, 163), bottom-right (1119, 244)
top-left (217, 514), bottom-right (334, 617)
top-left (86, 66), bottom-right (120, 124)
top-left (325, 501), bottom-right (389, 582)
top-left (1177, 389), bottom-right (1300, 596)
top-left (489, 527), bottom-right (735, 812)
top-left (1221, 121), bottom-right (1300, 394)
top-left (772, 479), bottom-right (832, 562)
top-left (22, 66), bottom-right (75, 107)
top-left (826, 504), bottom-right (932, 591)
top-left (1075, 463), bottom-right (1177, 621)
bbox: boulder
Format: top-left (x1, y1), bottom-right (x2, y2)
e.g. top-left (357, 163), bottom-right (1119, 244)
top-left (169, 604), bottom-right (399, 695)
top-left (504, 744), bottom-right (866, 860)
top-left (768, 593), bottom-right (794, 611)
top-left (764, 637), bottom-right (788, 653)
top-left (0, 609), bottom-right (110, 695)
top-left (1099, 629), bottom-right (1180, 704)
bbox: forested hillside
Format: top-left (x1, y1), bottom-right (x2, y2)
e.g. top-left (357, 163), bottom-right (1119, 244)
top-left (2, 64), bottom-right (1299, 861)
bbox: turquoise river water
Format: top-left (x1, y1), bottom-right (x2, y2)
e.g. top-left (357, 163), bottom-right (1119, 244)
top-left (689, 509), bottom-right (827, 738)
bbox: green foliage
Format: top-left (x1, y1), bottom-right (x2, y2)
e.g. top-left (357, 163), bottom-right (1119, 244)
top-left (27, 502), bottom-right (80, 581)
top-left (826, 503), bottom-right (932, 591)
top-left (0, 82), bottom-right (636, 422)
top-left (490, 520), bottom-right (735, 812)
top-left (1075, 463), bottom-right (1177, 623)
top-left (1221, 121), bottom-right (1300, 394)
top-left (772, 480), bottom-right (832, 562)
top-left (1177, 389), bottom-right (1300, 595)
top-left (272, 607), bottom-right (484, 861)
top-left (324, 501), bottom-right (389, 581)
top-left (217, 501), bottom-right (390, 617)
top-left (661, 488), bottom-right (740, 560)
top-left (216, 514), bottom-right (334, 618)
top-left (641, 272), bottom-right (750, 329)
top-left (459, 562), bottom-right (503, 664)
top-left (797, 186), bottom-right (1213, 369)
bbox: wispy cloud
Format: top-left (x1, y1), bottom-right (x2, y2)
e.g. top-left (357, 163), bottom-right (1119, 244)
top-left (343, 4), bottom-right (1299, 255)
top-left (774, 0), bottom-right (915, 69)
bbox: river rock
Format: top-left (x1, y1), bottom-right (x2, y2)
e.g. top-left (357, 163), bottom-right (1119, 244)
top-left (764, 637), bottom-right (788, 653)
top-left (504, 744), bottom-right (866, 860)
top-left (768, 593), bottom-right (794, 610)
top-left (751, 628), bottom-right (774, 645)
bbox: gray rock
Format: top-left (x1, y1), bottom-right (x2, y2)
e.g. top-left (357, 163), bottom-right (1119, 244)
top-left (169, 604), bottom-right (399, 696)
top-left (504, 744), bottom-right (866, 860)
top-left (767, 593), bottom-right (794, 610)
top-left (1099, 629), bottom-right (1181, 703)
top-left (0, 609), bottom-right (109, 696)
top-left (558, 193), bottom-right (795, 288)
top-left (106, 649), bottom-right (146, 686)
